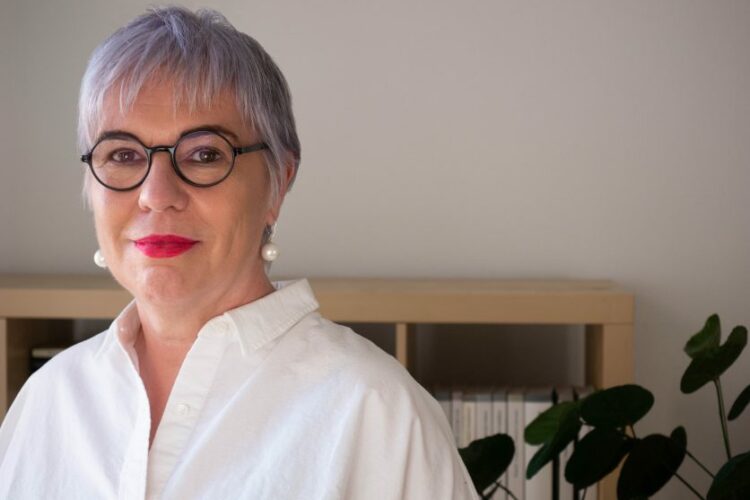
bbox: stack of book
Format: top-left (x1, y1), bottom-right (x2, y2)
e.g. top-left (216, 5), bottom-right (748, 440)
top-left (432, 385), bottom-right (596, 500)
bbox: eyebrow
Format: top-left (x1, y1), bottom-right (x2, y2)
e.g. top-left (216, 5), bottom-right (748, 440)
top-left (96, 130), bottom-right (140, 143)
top-left (93, 124), bottom-right (242, 146)
top-left (183, 125), bottom-right (241, 142)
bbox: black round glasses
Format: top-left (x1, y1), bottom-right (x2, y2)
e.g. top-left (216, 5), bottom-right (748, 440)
top-left (80, 129), bottom-right (269, 191)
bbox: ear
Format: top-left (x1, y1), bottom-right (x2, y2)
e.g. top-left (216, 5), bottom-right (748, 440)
top-left (265, 161), bottom-right (297, 225)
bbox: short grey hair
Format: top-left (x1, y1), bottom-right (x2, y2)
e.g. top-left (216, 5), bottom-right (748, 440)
top-left (78, 6), bottom-right (301, 206)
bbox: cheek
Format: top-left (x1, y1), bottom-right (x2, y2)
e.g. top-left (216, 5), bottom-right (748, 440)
top-left (224, 200), bottom-right (267, 244)
top-left (215, 187), bottom-right (271, 250)
top-left (88, 188), bottom-right (107, 237)
top-left (90, 189), bottom-right (130, 246)
top-left (92, 205), bottom-right (116, 249)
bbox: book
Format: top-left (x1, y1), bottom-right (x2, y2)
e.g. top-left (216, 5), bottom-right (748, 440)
top-left (506, 388), bottom-right (525, 500)
top-left (433, 384), bottom-right (594, 500)
top-left (476, 390), bottom-right (493, 440)
top-left (462, 389), bottom-right (477, 448)
top-left (452, 387), bottom-right (463, 447)
top-left (574, 386), bottom-right (597, 500)
top-left (491, 387), bottom-right (508, 500)
top-left (524, 387), bottom-right (554, 500)
top-left (556, 386), bottom-right (575, 500)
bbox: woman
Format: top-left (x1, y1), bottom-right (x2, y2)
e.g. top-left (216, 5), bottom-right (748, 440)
top-left (0, 6), bottom-right (478, 500)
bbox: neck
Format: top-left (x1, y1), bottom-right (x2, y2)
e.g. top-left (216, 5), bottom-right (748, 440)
top-left (134, 272), bottom-right (276, 360)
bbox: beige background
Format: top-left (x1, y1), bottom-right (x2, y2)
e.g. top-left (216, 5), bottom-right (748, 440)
top-left (2, 1), bottom-right (750, 498)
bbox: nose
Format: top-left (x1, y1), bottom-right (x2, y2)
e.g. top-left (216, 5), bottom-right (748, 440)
top-left (137, 150), bottom-right (189, 212)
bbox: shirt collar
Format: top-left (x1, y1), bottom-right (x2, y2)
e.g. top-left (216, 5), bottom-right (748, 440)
top-left (94, 279), bottom-right (319, 360)
top-left (223, 279), bottom-right (319, 356)
top-left (93, 299), bottom-right (140, 362)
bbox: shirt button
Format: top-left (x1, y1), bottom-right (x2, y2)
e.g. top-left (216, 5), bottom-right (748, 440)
top-left (176, 403), bottom-right (190, 416)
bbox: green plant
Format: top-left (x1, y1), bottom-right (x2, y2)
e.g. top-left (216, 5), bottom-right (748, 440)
top-left (459, 314), bottom-right (750, 500)
top-left (459, 434), bottom-right (515, 499)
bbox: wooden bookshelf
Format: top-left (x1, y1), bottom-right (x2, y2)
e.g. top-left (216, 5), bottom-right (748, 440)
top-left (0, 274), bottom-right (634, 500)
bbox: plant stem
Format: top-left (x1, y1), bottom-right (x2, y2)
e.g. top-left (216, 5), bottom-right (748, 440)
top-left (628, 424), bottom-right (637, 438)
top-left (486, 480), bottom-right (518, 500)
top-left (481, 481), bottom-right (499, 500)
top-left (714, 378), bottom-right (732, 460)
top-left (685, 449), bottom-right (715, 478)
top-left (497, 483), bottom-right (518, 500)
top-left (674, 471), bottom-right (706, 499)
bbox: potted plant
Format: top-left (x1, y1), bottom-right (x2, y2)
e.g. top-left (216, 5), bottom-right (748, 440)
top-left (459, 314), bottom-right (750, 500)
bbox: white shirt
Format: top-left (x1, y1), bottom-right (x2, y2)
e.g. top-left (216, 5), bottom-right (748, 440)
top-left (0, 279), bottom-right (479, 500)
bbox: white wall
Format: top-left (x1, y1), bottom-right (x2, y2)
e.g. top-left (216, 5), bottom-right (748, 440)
top-left (0, 0), bottom-right (17, 254)
top-left (3, 1), bottom-right (750, 497)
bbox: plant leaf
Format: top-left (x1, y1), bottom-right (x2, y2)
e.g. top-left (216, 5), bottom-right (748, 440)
top-left (459, 433), bottom-right (515, 494)
top-left (580, 385), bottom-right (654, 428)
top-left (564, 427), bottom-right (633, 488)
top-left (728, 383), bottom-right (750, 421)
top-left (525, 401), bottom-right (578, 445)
top-left (681, 326), bottom-right (748, 394)
top-left (707, 451), bottom-right (750, 500)
top-left (617, 431), bottom-right (686, 499)
top-left (670, 426), bottom-right (687, 450)
top-left (685, 314), bottom-right (721, 359)
top-left (526, 406), bottom-right (581, 479)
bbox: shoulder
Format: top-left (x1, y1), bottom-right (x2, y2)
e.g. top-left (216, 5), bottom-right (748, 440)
top-left (279, 314), bottom-right (479, 499)
top-left (6, 330), bottom-right (113, 415)
top-left (277, 312), bottom-right (450, 431)
top-left (0, 330), bottom-right (107, 451)
top-left (284, 313), bottom-right (416, 391)
top-left (3, 328), bottom-right (107, 402)
top-left (30, 330), bottom-right (108, 383)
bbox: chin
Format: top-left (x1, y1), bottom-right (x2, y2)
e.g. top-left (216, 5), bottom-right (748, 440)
top-left (131, 265), bottom-right (198, 305)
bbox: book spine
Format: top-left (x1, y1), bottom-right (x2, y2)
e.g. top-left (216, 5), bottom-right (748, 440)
top-left (524, 389), bottom-right (553, 500)
top-left (574, 386), bottom-right (598, 500)
top-left (507, 389), bottom-right (524, 500)
top-left (491, 388), bottom-right (508, 500)
top-left (476, 391), bottom-right (493, 439)
top-left (462, 391), bottom-right (476, 447)
top-left (557, 386), bottom-right (575, 500)
top-left (451, 388), bottom-right (463, 447)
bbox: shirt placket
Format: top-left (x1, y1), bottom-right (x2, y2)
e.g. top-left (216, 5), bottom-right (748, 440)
top-left (145, 318), bottom-right (232, 499)
top-left (118, 387), bottom-right (150, 500)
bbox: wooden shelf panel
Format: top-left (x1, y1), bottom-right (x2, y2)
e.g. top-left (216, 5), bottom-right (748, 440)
top-left (0, 275), bottom-right (633, 325)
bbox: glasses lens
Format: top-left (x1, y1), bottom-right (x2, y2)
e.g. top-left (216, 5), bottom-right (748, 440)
top-left (175, 131), bottom-right (234, 186)
top-left (90, 138), bottom-right (149, 189)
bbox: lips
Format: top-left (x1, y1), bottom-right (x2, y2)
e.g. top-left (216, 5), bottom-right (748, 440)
top-left (134, 234), bottom-right (199, 258)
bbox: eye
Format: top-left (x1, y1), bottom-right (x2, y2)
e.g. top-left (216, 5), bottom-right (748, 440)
top-left (189, 148), bottom-right (224, 164)
top-left (109, 148), bottom-right (143, 164)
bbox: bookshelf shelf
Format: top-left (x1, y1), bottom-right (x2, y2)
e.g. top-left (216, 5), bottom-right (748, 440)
top-left (0, 274), bottom-right (633, 500)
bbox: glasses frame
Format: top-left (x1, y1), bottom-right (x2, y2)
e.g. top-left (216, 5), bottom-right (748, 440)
top-left (80, 129), bottom-right (269, 191)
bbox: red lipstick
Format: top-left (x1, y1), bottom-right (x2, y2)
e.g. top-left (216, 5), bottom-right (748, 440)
top-left (134, 234), bottom-right (199, 258)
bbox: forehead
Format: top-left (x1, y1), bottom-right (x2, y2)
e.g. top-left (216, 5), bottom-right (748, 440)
top-left (98, 81), bottom-right (250, 143)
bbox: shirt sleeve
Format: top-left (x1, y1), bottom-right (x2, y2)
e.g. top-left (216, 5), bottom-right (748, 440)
top-left (0, 373), bottom-right (36, 484)
top-left (335, 379), bottom-right (480, 500)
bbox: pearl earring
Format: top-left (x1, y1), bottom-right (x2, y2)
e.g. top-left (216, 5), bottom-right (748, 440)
top-left (261, 224), bottom-right (279, 262)
top-left (94, 249), bottom-right (107, 268)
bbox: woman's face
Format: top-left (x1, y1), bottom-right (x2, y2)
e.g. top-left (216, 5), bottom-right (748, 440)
top-left (88, 81), bottom-right (288, 309)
